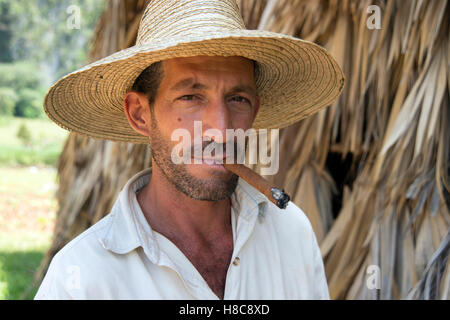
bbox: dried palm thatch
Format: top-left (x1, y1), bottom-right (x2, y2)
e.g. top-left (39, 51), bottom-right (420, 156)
top-left (30, 0), bottom-right (449, 300)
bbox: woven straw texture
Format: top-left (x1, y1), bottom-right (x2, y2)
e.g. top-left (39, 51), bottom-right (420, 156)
top-left (44, 0), bottom-right (345, 144)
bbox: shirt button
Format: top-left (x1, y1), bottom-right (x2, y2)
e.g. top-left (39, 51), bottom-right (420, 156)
top-left (232, 257), bottom-right (240, 266)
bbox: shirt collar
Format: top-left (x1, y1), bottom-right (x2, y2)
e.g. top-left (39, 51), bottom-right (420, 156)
top-left (99, 167), bottom-right (268, 259)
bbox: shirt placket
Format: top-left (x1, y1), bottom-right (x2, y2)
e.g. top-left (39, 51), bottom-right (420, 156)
top-left (157, 253), bottom-right (216, 299)
top-left (150, 234), bottom-right (220, 300)
top-left (156, 204), bottom-right (261, 300)
top-left (223, 204), bottom-right (260, 299)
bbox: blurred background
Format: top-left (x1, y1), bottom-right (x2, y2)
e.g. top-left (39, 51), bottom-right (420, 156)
top-left (0, 0), bottom-right (448, 300)
top-left (0, 0), bottom-right (105, 299)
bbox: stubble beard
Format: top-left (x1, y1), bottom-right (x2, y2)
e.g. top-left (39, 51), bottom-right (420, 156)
top-left (148, 111), bottom-right (239, 201)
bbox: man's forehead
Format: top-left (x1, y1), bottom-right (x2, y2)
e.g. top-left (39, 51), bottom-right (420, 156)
top-left (161, 55), bottom-right (254, 71)
top-left (159, 55), bottom-right (257, 91)
top-left (169, 77), bottom-right (257, 96)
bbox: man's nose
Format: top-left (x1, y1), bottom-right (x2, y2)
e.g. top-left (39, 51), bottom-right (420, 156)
top-left (202, 99), bottom-right (231, 144)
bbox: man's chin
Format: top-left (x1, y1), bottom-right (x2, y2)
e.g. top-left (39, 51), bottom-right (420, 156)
top-left (176, 166), bottom-right (238, 201)
top-left (185, 162), bottom-right (232, 179)
top-left (152, 154), bottom-right (238, 201)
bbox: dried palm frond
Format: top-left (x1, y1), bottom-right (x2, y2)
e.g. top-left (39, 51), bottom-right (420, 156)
top-left (30, 0), bottom-right (449, 300)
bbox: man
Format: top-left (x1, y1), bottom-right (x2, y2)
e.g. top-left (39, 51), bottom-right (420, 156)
top-left (36, 0), bottom-right (344, 299)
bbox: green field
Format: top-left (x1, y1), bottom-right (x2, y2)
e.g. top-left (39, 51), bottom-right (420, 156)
top-left (0, 231), bottom-right (53, 300)
top-left (0, 116), bottom-right (69, 166)
top-left (0, 116), bottom-right (60, 300)
top-left (0, 166), bottom-right (57, 300)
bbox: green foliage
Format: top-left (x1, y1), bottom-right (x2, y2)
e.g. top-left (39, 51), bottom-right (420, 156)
top-left (0, 116), bottom-right (68, 166)
top-left (0, 0), bottom-right (106, 119)
top-left (0, 62), bottom-right (45, 118)
top-left (15, 89), bottom-right (44, 119)
top-left (0, 62), bottom-right (42, 90)
top-left (0, 0), bottom-right (106, 82)
top-left (0, 87), bottom-right (18, 116)
top-left (16, 122), bottom-right (32, 145)
top-left (0, 1), bottom-right (13, 62)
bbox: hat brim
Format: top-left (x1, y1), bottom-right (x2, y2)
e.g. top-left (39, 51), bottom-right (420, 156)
top-left (44, 29), bottom-right (345, 144)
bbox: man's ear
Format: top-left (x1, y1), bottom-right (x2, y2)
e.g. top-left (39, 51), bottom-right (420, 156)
top-left (123, 91), bottom-right (152, 137)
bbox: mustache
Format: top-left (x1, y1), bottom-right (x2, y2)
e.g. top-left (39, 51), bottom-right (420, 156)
top-left (191, 139), bottom-right (247, 158)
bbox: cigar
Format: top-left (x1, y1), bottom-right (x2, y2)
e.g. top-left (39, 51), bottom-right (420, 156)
top-left (223, 163), bottom-right (290, 209)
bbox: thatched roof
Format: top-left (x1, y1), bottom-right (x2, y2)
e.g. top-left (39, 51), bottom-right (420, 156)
top-left (31, 0), bottom-right (449, 299)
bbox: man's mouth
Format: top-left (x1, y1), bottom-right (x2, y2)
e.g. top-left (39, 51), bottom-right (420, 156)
top-left (192, 156), bottom-right (226, 164)
top-left (191, 157), bottom-right (228, 171)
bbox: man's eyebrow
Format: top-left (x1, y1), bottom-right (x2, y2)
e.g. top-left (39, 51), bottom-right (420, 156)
top-left (170, 78), bottom-right (257, 96)
top-left (229, 85), bottom-right (257, 97)
top-left (170, 78), bottom-right (208, 91)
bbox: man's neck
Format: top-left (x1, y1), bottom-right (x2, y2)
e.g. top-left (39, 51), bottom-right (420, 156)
top-left (137, 163), bottom-right (232, 246)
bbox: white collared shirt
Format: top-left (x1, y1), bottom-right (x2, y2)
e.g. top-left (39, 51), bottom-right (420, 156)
top-left (35, 168), bottom-right (330, 299)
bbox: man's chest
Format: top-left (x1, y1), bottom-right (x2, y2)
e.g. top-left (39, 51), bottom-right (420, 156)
top-left (178, 239), bottom-right (234, 299)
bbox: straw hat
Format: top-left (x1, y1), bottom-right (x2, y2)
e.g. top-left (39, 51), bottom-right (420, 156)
top-left (44, 0), bottom-right (345, 144)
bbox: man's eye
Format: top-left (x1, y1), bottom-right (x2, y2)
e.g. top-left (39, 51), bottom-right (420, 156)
top-left (230, 96), bottom-right (250, 104)
top-left (179, 95), bottom-right (197, 101)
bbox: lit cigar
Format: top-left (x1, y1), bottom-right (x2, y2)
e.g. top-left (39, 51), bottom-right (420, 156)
top-left (223, 163), bottom-right (290, 209)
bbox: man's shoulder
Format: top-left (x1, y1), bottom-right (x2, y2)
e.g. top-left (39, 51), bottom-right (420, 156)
top-left (237, 177), bottom-right (314, 237)
top-left (44, 213), bottom-right (116, 284)
top-left (35, 214), bottom-right (116, 299)
top-left (258, 199), bottom-right (321, 256)
top-left (264, 199), bottom-right (315, 237)
top-left (261, 200), bottom-right (330, 299)
top-left (54, 214), bottom-right (113, 263)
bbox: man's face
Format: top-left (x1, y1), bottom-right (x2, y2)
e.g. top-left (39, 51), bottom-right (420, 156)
top-left (145, 56), bottom-right (259, 201)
